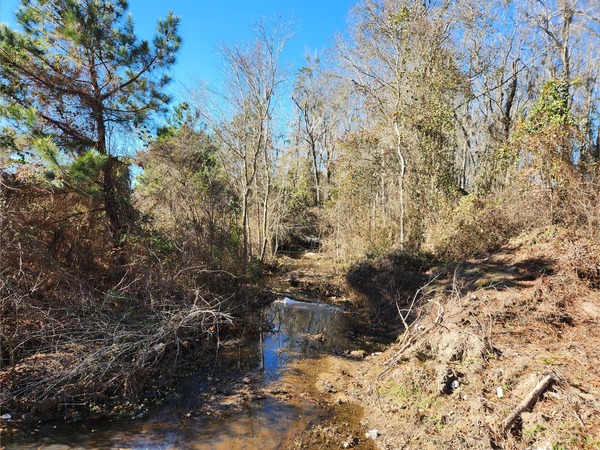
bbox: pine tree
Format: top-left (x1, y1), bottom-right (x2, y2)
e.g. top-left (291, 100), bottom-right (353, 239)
top-left (0, 0), bottom-right (181, 246)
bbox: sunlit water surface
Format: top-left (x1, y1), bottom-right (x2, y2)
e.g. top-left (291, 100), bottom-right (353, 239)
top-left (2, 298), bottom-right (381, 449)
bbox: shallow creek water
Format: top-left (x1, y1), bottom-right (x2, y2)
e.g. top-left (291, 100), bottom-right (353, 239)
top-left (3, 298), bottom-right (383, 449)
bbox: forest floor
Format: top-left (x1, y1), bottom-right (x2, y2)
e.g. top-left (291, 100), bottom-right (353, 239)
top-left (269, 228), bottom-right (600, 449)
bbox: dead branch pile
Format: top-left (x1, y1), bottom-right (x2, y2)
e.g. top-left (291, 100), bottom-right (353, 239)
top-left (0, 278), bottom-right (233, 420)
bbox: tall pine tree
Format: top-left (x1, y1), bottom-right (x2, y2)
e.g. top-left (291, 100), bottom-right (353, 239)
top-left (0, 0), bottom-right (181, 246)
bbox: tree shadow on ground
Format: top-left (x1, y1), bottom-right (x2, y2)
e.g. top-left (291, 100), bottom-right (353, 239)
top-left (345, 248), bottom-right (558, 330)
top-left (345, 251), bottom-right (434, 328)
top-left (452, 251), bottom-right (556, 294)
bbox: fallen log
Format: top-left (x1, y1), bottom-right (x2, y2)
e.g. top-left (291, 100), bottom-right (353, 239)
top-left (501, 374), bottom-right (555, 433)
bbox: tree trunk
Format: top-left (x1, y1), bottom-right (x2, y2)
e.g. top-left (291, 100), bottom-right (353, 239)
top-left (89, 51), bottom-right (129, 252)
top-left (502, 61), bottom-right (518, 141)
top-left (394, 121), bottom-right (406, 250)
top-left (260, 147), bottom-right (272, 261)
top-left (310, 137), bottom-right (321, 206)
top-left (241, 184), bottom-right (251, 260)
top-left (103, 155), bottom-right (122, 248)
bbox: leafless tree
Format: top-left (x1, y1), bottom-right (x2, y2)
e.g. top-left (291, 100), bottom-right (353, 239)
top-left (198, 18), bottom-right (293, 260)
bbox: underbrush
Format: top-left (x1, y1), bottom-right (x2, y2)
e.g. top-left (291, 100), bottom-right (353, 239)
top-left (345, 251), bottom-right (435, 327)
top-left (1, 284), bottom-right (233, 422)
top-left (425, 187), bottom-right (549, 262)
top-left (0, 174), bottom-right (258, 423)
top-left (426, 175), bottom-right (600, 263)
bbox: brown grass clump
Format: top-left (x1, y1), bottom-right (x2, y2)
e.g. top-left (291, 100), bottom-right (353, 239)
top-left (562, 242), bottom-right (600, 289)
top-left (426, 167), bottom-right (600, 264)
top-left (425, 186), bottom-right (551, 262)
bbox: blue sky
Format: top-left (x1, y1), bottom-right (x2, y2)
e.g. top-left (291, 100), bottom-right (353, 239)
top-left (0, 0), bottom-right (355, 99)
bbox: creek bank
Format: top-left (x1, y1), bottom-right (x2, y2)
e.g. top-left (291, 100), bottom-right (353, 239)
top-left (264, 232), bottom-right (599, 449)
top-left (316, 230), bottom-right (600, 449)
top-left (0, 284), bottom-right (274, 428)
top-left (6, 229), bottom-right (598, 449)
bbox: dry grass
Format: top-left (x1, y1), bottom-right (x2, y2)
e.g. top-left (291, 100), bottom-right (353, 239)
top-left (426, 169), bottom-right (600, 264)
top-left (0, 272), bottom-right (234, 420)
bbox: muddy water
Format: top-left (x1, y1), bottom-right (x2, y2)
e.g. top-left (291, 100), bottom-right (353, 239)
top-left (3, 298), bottom-right (381, 449)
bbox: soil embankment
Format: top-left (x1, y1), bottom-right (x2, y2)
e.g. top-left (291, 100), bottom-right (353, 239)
top-left (274, 230), bottom-right (600, 449)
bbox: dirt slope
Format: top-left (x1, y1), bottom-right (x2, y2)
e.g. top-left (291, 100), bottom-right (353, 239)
top-left (290, 230), bottom-right (600, 449)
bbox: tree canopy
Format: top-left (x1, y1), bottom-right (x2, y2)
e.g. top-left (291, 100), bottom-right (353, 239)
top-left (0, 0), bottom-right (181, 244)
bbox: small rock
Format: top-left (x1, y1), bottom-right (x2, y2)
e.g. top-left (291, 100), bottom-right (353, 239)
top-left (451, 380), bottom-right (460, 389)
top-left (270, 389), bottom-right (288, 395)
top-left (365, 429), bottom-right (380, 440)
top-left (335, 396), bottom-right (349, 405)
top-left (319, 380), bottom-right (337, 394)
top-left (436, 366), bottom-right (456, 395)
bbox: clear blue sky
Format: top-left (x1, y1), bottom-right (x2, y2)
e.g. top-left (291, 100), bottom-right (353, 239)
top-left (0, 0), bottom-right (355, 97)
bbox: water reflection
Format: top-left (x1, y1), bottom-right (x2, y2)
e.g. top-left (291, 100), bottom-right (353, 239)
top-left (256, 298), bottom-right (354, 381)
top-left (216, 298), bottom-right (360, 385)
top-left (3, 298), bottom-right (366, 449)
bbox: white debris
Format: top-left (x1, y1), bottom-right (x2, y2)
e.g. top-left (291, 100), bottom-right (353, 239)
top-left (153, 342), bottom-right (166, 353)
top-left (1, 413), bottom-right (11, 420)
top-left (342, 438), bottom-right (359, 449)
top-left (365, 429), bottom-right (380, 440)
top-left (451, 380), bottom-right (460, 389)
top-left (497, 386), bottom-right (504, 398)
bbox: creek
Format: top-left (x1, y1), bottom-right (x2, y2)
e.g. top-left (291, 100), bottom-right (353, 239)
top-left (2, 297), bottom-right (385, 449)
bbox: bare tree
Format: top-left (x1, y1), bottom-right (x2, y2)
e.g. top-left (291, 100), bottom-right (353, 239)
top-left (198, 18), bottom-right (292, 260)
top-left (292, 56), bottom-right (343, 205)
top-left (522, 0), bottom-right (600, 162)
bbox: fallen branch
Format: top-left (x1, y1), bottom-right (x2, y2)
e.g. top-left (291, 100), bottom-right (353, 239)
top-left (501, 374), bottom-right (555, 433)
